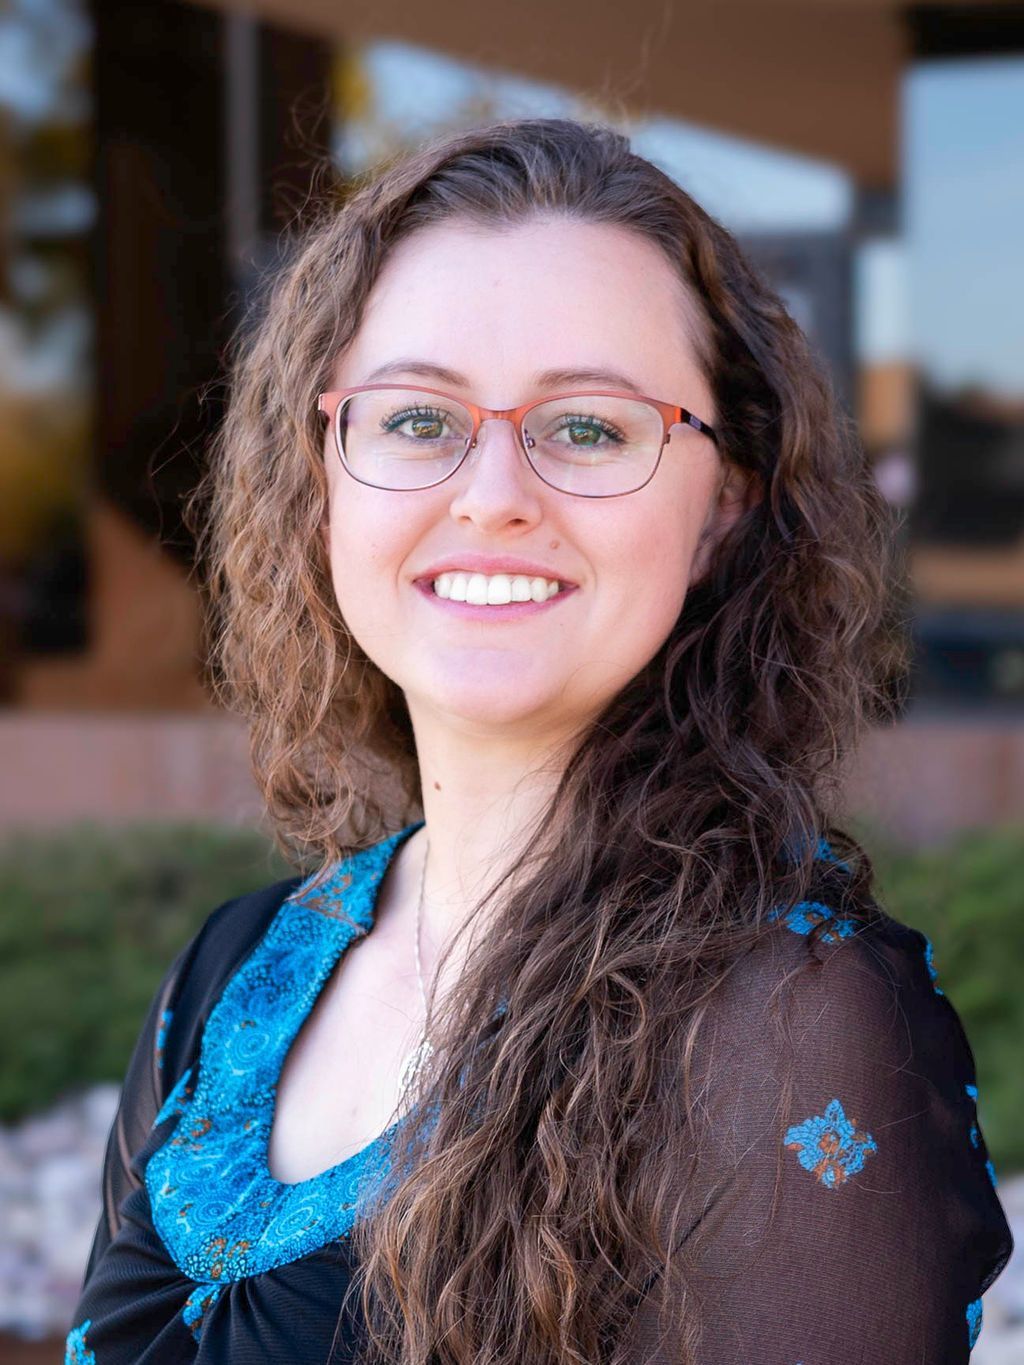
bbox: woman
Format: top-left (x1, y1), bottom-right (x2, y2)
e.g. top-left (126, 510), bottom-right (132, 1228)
top-left (67, 118), bottom-right (1012, 1364)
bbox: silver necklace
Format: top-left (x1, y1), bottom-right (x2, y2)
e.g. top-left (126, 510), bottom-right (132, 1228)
top-left (398, 834), bottom-right (435, 1096)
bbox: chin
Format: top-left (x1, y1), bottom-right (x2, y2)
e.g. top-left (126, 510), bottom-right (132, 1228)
top-left (414, 670), bottom-right (568, 732)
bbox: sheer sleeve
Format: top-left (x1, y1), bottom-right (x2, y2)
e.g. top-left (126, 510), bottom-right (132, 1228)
top-left (632, 910), bottom-right (1014, 1364)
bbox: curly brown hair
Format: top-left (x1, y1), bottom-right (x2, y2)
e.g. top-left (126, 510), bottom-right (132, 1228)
top-left (191, 117), bottom-right (911, 1364)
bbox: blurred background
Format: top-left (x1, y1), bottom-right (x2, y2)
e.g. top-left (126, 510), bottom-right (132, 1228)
top-left (0, 0), bottom-right (1022, 1357)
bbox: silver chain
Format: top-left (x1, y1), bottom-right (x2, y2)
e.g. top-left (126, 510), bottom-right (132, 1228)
top-left (414, 833), bottom-right (429, 1015)
top-left (399, 833), bottom-right (434, 1095)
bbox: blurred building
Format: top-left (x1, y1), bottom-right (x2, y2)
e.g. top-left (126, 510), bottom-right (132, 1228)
top-left (1, 0), bottom-right (1023, 841)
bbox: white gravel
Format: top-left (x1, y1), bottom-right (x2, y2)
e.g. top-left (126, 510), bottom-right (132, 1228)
top-left (0, 1085), bottom-right (1021, 1353)
top-left (974, 1173), bottom-right (1024, 1364)
top-left (0, 1085), bottom-right (119, 1341)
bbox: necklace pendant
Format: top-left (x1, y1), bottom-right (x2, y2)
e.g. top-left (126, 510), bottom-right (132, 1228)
top-left (399, 1035), bottom-right (435, 1095)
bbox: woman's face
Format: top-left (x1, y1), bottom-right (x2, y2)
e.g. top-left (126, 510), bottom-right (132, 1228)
top-left (324, 216), bottom-right (750, 742)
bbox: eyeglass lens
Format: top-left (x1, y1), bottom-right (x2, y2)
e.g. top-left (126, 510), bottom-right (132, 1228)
top-left (336, 387), bottom-right (666, 495)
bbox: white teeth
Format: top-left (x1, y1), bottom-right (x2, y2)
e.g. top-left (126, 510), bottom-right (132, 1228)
top-left (466, 573), bottom-right (488, 605)
top-left (431, 571), bottom-right (564, 603)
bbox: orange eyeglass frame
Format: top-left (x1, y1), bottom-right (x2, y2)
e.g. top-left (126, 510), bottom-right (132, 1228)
top-left (316, 384), bottom-right (720, 449)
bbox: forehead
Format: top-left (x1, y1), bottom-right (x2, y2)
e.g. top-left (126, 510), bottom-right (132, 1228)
top-left (335, 216), bottom-right (711, 402)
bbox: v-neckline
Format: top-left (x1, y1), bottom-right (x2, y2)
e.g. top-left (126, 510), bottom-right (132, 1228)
top-left (145, 820), bottom-right (426, 1282)
top-left (264, 819), bottom-right (426, 1188)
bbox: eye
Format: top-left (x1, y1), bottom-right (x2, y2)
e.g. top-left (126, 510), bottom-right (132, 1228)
top-left (550, 413), bottom-right (626, 448)
top-left (380, 405), bottom-right (457, 440)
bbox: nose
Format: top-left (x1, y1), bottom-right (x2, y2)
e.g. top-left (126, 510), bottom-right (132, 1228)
top-left (472, 412), bottom-right (532, 455)
top-left (446, 416), bottom-right (544, 532)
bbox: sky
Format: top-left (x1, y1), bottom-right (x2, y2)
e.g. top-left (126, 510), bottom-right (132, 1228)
top-left (904, 56), bottom-right (1024, 399)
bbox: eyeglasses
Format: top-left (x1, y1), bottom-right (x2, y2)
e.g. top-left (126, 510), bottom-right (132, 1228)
top-left (316, 384), bottom-right (718, 497)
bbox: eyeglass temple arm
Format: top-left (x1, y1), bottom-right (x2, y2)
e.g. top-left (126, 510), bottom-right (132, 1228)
top-left (678, 409), bottom-right (719, 445)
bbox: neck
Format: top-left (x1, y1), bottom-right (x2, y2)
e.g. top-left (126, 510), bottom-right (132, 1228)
top-left (401, 708), bottom-right (578, 970)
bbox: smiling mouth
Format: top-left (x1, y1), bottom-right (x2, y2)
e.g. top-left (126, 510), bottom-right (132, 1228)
top-left (427, 571), bottom-right (568, 604)
top-left (415, 573), bottom-right (578, 616)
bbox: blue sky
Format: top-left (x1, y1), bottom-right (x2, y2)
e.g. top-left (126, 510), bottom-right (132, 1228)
top-left (904, 56), bottom-right (1024, 398)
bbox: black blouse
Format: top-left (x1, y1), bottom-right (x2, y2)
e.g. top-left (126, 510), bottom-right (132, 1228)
top-left (66, 823), bottom-right (1014, 1363)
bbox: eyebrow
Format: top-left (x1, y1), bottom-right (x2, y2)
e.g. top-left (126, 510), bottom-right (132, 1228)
top-left (361, 358), bottom-right (648, 396)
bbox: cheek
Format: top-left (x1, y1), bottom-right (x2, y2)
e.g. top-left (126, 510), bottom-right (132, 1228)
top-left (617, 539), bottom-right (690, 657)
top-left (595, 498), bottom-right (702, 629)
top-left (324, 485), bottom-right (408, 621)
top-left (596, 481), bottom-right (716, 687)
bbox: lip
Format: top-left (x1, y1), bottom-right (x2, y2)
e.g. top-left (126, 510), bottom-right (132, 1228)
top-left (414, 554), bottom-right (578, 588)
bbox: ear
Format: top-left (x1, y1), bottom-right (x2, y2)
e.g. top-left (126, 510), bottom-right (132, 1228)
top-left (689, 463), bottom-right (761, 586)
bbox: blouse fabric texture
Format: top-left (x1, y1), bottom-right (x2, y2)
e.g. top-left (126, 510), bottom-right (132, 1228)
top-left (67, 823), bottom-right (1013, 1364)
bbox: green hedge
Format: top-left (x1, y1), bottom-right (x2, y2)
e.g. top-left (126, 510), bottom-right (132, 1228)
top-left (1, 820), bottom-right (1021, 1173)
top-left (0, 824), bottom-right (292, 1123)
top-left (851, 816), bottom-right (1024, 1176)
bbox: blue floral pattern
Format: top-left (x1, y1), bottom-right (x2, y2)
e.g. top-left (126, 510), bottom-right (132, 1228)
top-left (921, 935), bottom-right (946, 996)
top-left (966, 1296), bottom-right (983, 1350)
top-left (966, 1084), bottom-right (981, 1148)
top-left (767, 899), bottom-right (859, 944)
top-left (929, 959), bottom-right (1000, 1355)
top-left (812, 836), bottom-right (851, 872)
top-left (769, 835), bottom-right (857, 943)
top-left (153, 1066), bottom-right (193, 1128)
top-left (182, 1283), bottom-right (223, 1342)
top-left (775, 922), bottom-right (998, 1354)
top-left (964, 1073), bottom-right (999, 1189)
top-left (783, 832), bottom-right (852, 873)
top-left (65, 1318), bottom-right (97, 1364)
top-left (155, 1008), bottom-right (172, 1071)
top-left (145, 822), bottom-right (425, 1284)
top-left (783, 1098), bottom-right (878, 1190)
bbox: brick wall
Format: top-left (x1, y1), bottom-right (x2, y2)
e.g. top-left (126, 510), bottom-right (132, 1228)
top-left (2, 710), bottom-right (1023, 846)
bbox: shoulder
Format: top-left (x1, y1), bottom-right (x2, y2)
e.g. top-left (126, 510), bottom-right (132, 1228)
top-left (180, 873), bottom-right (306, 975)
top-left (786, 900), bottom-right (965, 1064)
top-left (714, 890), bottom-right (951, 1050)
top-left (694, 891), bottom-right (993, 1179)
top-left (643, 894), bottom-right (1013, 1361)
top-left (157, 873), bottom-right (304, 1081)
